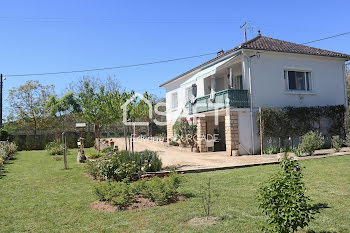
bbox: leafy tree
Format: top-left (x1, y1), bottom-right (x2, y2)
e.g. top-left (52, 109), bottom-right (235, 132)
top-left (346, 65), bottom-right (350, 106)
top-left (258, 155), bottom-right (318, 233)
top-left (76, 81), bottom-right (124, 151)
top-left (7, 80), bottom-right (54, 135)
top-left (45, 92), bottom-right (80, 132)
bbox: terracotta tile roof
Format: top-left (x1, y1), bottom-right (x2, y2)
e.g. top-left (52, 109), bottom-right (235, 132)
top-left (160, 35), bottom-right (350, 87)
top-left (240, 35), bottom-right (350, 59)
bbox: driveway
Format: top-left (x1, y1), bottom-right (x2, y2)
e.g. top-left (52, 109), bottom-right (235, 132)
top-left (108, 137), bottom-right (281, 171)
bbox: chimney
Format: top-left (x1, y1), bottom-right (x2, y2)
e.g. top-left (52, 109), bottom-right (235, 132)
top-left (258, 29), bottom-right (261, 36)
top-left (217, 49), bottom-right (224, 57)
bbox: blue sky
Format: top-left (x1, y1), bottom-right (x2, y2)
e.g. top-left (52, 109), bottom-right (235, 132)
top-left (1, 0), bottom-right (350, 118)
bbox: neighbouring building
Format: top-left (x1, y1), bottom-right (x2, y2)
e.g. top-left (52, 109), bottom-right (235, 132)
top-left (160, 31), bottom-right (350, 155)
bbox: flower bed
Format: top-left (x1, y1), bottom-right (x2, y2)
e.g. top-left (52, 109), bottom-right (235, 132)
top-left (85, 150), bottom-right (162, 181)
top-left (92, 173), bottom-right (182, 210)
top-left (84, 149), bottom-right (184, 211)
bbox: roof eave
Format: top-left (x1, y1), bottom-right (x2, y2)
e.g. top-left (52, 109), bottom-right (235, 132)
top-left (159, 49), bottom-right (242, 87)
top-left (242, 48), bottom-right (350, 60)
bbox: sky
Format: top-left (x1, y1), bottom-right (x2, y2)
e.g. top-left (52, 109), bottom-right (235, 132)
top-left (1, 0), bottom-right (350, 118)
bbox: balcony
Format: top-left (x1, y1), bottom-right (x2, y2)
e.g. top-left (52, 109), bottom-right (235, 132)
top-left (187, 89), bottom-right (249, 114)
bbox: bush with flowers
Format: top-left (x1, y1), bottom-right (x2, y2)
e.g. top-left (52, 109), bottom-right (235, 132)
top-left (85, 150), bottom-right (162, 181)
top-left (0, 142), bottom-right (18, 172)
top-left (173, 117), bottom-right (197, 147)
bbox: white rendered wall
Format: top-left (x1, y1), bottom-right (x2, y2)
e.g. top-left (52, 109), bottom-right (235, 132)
top-left (248, 51), bottom-right (347, 108)
top-left (237, 110), bottom-right (260, 155)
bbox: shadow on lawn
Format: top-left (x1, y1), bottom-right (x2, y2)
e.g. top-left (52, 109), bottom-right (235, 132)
top-left (311, 202), bottom-right (330, 211)
top-left (306, 203), bottom-right (334, 233)
top-left (0, 168), bottom-right (9, 179)
top-left (182, 192), bottom-right (196, 198)
top-left (307, 231), bottom-right (338, 233)
top-left (0, 156), bottom-right (16, 179)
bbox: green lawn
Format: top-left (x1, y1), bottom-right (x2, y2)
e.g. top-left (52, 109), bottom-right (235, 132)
top-left (0, 150), bottom-right (349, 233)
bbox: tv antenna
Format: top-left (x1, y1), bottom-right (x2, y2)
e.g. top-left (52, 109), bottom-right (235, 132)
top-left (240, 21), bottom-right (252, 42)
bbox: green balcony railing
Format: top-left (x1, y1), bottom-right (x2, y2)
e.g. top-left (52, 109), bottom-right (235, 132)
top-left (187, 89), bottom-right (249, 114)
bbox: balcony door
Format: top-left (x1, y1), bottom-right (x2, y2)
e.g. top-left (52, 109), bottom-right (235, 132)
top-left (234, 75), bottom-right (243, 90)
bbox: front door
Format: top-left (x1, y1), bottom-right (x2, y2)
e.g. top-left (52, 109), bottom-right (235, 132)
top-left (214, 121), bottom-right (226, 151)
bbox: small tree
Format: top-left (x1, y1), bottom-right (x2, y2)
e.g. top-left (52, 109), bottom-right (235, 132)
top-left (257, 155), bottom-right (317, 233)
top-left (299, 131), bottom-right (324, 156)
top-left (200, 178), bottom-right (213, 219)
top-left (331, 135), bottom-right (342, 152)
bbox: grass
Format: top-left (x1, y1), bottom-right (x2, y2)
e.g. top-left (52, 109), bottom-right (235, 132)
top-left (0, 150), bottom-right (349, 233)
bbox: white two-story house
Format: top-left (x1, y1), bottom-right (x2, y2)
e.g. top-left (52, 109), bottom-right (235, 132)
top-left (160, 31), bottom-right (350, 155)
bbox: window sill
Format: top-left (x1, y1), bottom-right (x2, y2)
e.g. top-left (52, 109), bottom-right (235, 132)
top-left (284, 91), bottom-right (316, 96)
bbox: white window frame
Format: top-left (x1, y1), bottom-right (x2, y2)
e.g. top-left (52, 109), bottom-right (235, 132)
top-left (284, 69), bottom-right (312, 92)
top-left (171, 92), bottom-right (178, 110)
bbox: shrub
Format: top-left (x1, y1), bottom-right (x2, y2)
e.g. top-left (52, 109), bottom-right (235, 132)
top-left (345, 134), bottom-right (350, 147)
top-left (8, 142), bottom-right (18, 155)
top-left (0, 129), bottom-right (9, 141)
top-left (331, 135), bottom-right (342, 152)
top-left (263, 146), bottom-right (280, 154)
top-left (94, 173), bottom-right (182, 207)
top-left (169, 140), bottom-right (179, 146)
top-left (299, 131), bottom-right (324, 156)
top-left (87, 152), bottom-right (104, 159)
top-left (257, 155), bottom-right (317, 233)
top-left (0, 142), bottom-right (18, 164)
top-left (14, 136), bottom-right (23, 151)
top-left (66, 135), bottom-right (77, 149)
top-left (291, 146), bottom-right (302, 157)
top-left (94, 181), bottom-right (132, 206)
top-left (144, 173), bottom-right (181, 204)
top-left (85, 160), bottom-right (101, 179)
top-left (102, 146), bottom-right (114, 154)
top-left (140, 150), bottom-right (162, 172)
top-left (45, 141), bottom-right (64, 155)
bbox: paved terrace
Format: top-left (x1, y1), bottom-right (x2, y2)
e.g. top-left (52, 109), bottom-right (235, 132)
top-left (106, 137), bottom-right (350, 172)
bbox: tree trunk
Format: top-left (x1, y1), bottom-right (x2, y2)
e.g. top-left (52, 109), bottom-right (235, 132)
top-left (33, 118), bottom-right (37, 136)
top-left (95, 124), bottom-right (101, 152)
top-left (124, 125), bottom-right (128, 151)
